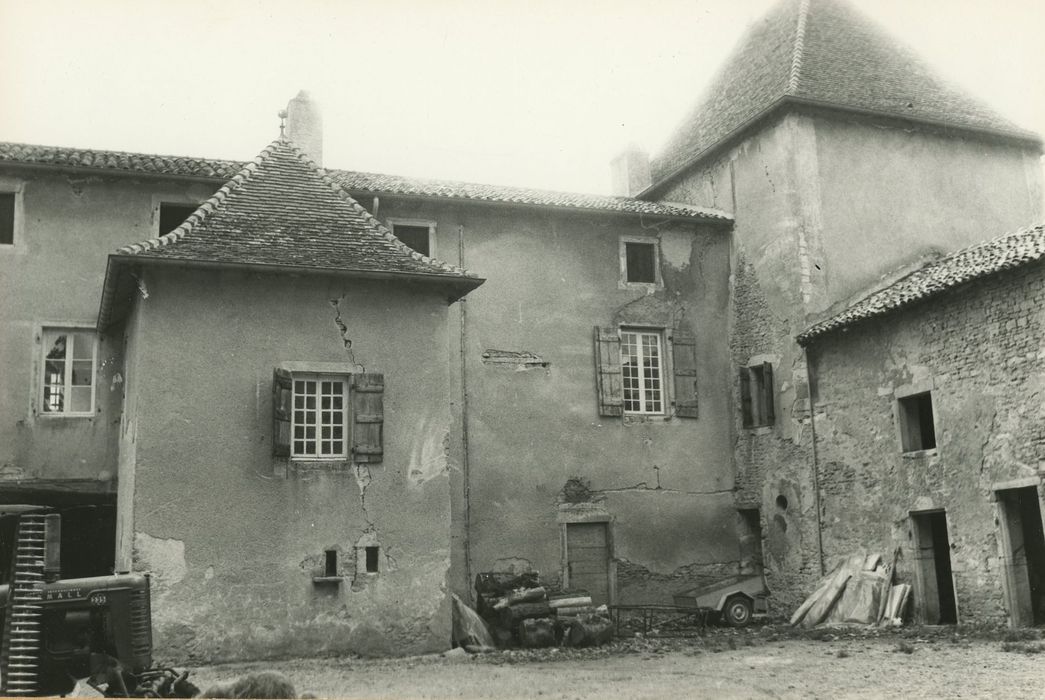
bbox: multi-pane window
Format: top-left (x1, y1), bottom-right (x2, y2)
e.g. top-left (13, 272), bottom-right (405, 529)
top-left (41, 329), bottom-right (97, 415)
top-left (292, 376), bottom-right (348, 458)
top-left (621, 329), bottom-right (664, 414)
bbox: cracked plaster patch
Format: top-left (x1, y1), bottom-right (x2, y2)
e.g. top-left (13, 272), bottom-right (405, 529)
top-left (134, 532), bottom-right (187, 586)
top-left (660, 230), bottom-right (693, 269)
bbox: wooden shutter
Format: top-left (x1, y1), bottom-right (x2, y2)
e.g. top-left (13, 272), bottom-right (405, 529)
top-left (593, 326), bottom-right (623, 416)
top-left (671, 332), bottom-right (699, 418)
top-left (352, 373), bottom-right (384, 463)
top-left (762, 362), bottom-right (775, 425)
top-left (272, 368), bottom-right (293, 457)
top-left (739, 367), bottom-right (753, 428)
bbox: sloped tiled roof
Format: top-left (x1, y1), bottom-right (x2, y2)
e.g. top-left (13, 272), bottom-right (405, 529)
top-left (331, 170), bottom-right (729, 221)
top-left (798, 224), bottom-right (1045, 344)
top-left (116, 139), bottom-right (476, 279)
top-left (650, 0), bottom-right (1041, 188)
top-left (0, 141), bottom-right (242, 179)
top-left (0, 140), bottom-right (730, 222)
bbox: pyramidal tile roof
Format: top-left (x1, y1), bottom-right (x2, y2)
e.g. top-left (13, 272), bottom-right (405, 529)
top-left (98, 138), bottom-right (483, 326)
top-left (117, 138), bottom-right (478, 280)
top-left (798, 224), bottom-right (1045, 344)
top-left (650, 0), bottom-right (1041, 187)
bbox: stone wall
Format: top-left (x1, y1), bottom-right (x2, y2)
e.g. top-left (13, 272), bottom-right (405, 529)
top-left (807, 260), bottom-right (1045, 624)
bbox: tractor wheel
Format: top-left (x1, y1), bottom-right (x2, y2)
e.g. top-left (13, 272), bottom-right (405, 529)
top-left (723, 595), bottom-right (753, 627)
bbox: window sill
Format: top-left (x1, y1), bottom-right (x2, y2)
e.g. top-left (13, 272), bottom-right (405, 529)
top-left (623, 414), bottom-right (671, 424)
top-left (36, 412), bottom-right (96, 420)
top-left (311, 576), bottom-right (342, 585)
top-left (901, 448), bottom-right (938, 459)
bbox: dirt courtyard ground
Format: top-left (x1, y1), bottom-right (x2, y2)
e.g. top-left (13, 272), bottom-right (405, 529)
top-left (189, 625), bottom-right (1045, 699)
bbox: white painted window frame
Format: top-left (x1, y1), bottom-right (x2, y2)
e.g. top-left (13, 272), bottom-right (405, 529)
top-left (387, 217), bottom-right (437, 258)
top-left (0, 177), bottom-right (26, 252)
top-left (290, 373), bottom-right (350, 460)
top-left (620, 327), bottom-right (666, 415)
top-left (37, 325), bottom-right (98, 418)
top-left (618, 235), bottom-right (662, 290)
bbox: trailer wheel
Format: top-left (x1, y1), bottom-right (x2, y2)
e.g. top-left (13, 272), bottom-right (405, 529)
top-left (723, 595), bottom-right (753, 627)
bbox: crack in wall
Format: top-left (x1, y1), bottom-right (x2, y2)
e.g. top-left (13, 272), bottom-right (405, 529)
top-left (328, 296), bottom-right (361, 370)
top-left (354, 464), bottom-right (374, 527)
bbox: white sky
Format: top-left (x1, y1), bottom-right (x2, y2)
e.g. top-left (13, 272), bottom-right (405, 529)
top-left (1, 0), bottom-right (1042, 195)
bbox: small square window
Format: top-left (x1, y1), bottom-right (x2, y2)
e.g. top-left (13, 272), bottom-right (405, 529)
top-left (40, 329), bottom-right (97, 415)
top-left (740, 363), bottom-right (774, 428)
top-left (619, 237), bottom-right (661, 287)
top-left (621, 328), bottom-right (665, 415)
top-left (0, 192), bottom-right (15, 246)
top-left (390, 221), bottom-right (434, 256)
top-left (158, 203), bottom-right (198, 236)
top-left (291, 375), bottom-right (349, 459)
top-left (898, 391), bottom-right (936, 452)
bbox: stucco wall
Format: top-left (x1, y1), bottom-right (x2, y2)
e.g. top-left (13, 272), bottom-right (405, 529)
top-left (121, 267), bottom-right (455, 662)
top-left (806, 260), bottom-right (1045, 624)
top-left (813, 115), bottom-right (1044, 308)
top-left (0, 167), bottom-right (217, 492)
top-left (375, 198), bottom-right (738, 605)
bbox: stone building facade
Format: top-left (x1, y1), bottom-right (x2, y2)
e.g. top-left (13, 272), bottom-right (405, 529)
top-left (798, 225), bottom-right (1045, 625)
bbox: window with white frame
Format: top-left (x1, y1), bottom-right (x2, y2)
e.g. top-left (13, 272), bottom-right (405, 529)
top-left (619, 236), bottom-right (661, 288)
top-left (621, 328), bottom-right (664, 414)
top-left (40, 329), bottom-right (97, 415)
top-left (292, 375), bottom-right (348, 459)
top-left (389, 219), bottom-right (435, 257)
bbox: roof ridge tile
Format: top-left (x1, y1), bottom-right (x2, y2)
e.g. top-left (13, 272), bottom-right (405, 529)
top-left (788, 0), bottom-right (810, 94)
top-left (284, 141), bottom-right (473, 277)
top-left (117, 143), bottom-right (273, 255)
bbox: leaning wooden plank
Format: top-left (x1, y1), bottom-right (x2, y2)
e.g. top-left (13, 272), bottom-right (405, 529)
top-left (790, 572), bottom-right (836, 626)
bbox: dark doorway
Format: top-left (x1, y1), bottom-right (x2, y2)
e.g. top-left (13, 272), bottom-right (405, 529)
top-left (737, 508), bottom-right (765, 575)
top-left (911, 510), bottom-right (957, 624)
top-left (997, 486), bottom-right (1045, 626)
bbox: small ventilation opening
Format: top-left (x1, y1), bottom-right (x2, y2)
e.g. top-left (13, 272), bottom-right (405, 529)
top-left (365, 546), bottom-right (379, 573)
top-left (324, 549), bottom-right (338, 577)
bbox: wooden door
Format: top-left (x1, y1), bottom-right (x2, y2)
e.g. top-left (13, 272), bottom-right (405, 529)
top-left (566, 522), bottom-right (610, 606)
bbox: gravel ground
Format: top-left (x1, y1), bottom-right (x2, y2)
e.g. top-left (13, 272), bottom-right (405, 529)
top-left (188, 625), bottom-right (1045, 699)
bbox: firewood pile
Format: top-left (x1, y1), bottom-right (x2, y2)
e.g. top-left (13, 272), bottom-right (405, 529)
top-left (474, 572), bottom-right (613, 649)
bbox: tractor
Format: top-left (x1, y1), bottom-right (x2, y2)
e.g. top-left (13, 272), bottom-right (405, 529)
top-left (0, 506), bottom-right (198, 697)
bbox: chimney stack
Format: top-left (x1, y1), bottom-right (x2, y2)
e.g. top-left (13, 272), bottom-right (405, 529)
top-left (285, 90), bottom-right (323, 167)
top-left (610, 144), bottom-right (652, 197)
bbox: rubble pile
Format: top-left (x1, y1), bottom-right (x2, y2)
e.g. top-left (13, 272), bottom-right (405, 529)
top-left (466, 572), bottom-right (613, 649)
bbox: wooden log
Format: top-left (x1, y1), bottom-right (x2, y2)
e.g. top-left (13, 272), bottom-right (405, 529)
top-left (507, 586), bottom-right (547, 605)
top-left (548, 595), bottom-right (592, 609)
top-left (553, 605), bottom-right (596, 616)
top-left (500, 601), bottom-right (553, 624)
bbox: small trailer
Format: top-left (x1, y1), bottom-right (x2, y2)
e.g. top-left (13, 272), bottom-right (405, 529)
top-left (673, 573), bottom-right (770, 627)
